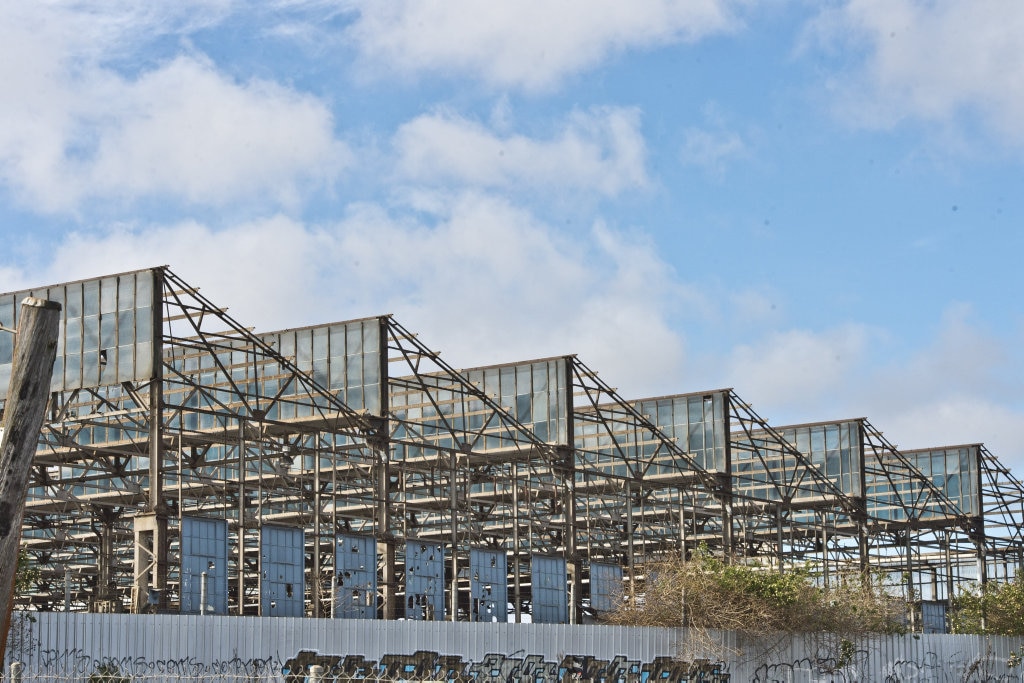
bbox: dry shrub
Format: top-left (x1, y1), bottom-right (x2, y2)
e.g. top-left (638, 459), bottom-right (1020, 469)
top-left (604, 546), bottom-right (906, 644)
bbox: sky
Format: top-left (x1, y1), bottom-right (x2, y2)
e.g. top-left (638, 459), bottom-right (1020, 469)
top-left (1, 1), bottom-right (1023, 469)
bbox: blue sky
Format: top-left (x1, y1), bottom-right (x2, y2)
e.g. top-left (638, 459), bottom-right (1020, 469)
top-left (2, 1), bottom-right (1023, 467)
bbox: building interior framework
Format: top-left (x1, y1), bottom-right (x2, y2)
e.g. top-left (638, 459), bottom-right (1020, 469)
top-left (1, 267), bottom-right (1022, 626)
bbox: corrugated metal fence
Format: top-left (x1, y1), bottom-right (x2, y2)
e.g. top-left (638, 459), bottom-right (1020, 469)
top-left (4, 612), bottom-right (1024, 681)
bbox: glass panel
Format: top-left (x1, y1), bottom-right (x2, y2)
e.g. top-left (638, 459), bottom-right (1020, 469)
top-left (118, 345), bottom-right (135, 380)
top-left (136, 306), bottom-right (152, 344)
top-left (363, 353), bottom-right (380, 385)
top-left (313, 327), bottom-right (328, 360)
top-left (118, 274), bottom-right (135, 310)
top-left (100, 314), bottom-right (116, 348)
top-left (83, 280), bottom-right (100, 317)
top-left (66, 283), bottom-right (83, 318)
top-left (0, 330), bottom-right (12, 365)
top-left (361, 322), bottom-right (377, 353)
top-left (83, 315), bottom-right (99, 351)
top-left (0, 298), bottom-right (12, 330)
top-left (117, 310), bottom-right (135, 346)
top-left (100, 347), bottom-right (117, 384)
top-left (329, 356), bottom-right (345, 388)
top-left (100, 277), bottom-right (117, 314)
top-left (296, 330), bottom-right (312, 368)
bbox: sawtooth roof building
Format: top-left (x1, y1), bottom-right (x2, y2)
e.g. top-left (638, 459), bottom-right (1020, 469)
top-left (2, 267), bottom-right (1022, 629)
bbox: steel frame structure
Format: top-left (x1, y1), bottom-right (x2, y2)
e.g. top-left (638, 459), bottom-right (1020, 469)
top-left (2, 267), bottom-right (1022, 627)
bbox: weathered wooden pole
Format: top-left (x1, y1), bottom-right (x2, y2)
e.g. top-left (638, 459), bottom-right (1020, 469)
top-left (0, 297), bottom-right (61, 665)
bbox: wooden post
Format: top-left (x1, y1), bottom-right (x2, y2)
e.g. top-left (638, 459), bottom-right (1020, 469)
top-left (0, 297), bottom-right (61, 664)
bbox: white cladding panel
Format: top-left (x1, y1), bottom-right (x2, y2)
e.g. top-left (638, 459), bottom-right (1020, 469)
top-left (6, 613), bottom-right (1022, 682)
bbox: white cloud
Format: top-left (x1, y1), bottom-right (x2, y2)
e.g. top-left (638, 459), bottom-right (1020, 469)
top-left (724, 325), bottom-right (874, 416)
top-left (17, 192), bottom-right (698, 398)
top-left (872, 303), bottom-right (1010, 407)
top-left (341, 0), bottom-right (740, 91)
top-left (680, 127), bottom-right (747, 177)
top-left (882, 399), bottom-right (1024, 468)
top-left (715, 303), bottom-right (1024, 471)
top-left (29, 217), bottom-right (330, 326)
top-left (326, 194), bottom-right (698, 395)
top-left (14, 214), bottom-right (1024, 471)
top-left (806, 0), bottom-right (1024, 144)
top-left (728, 288), bottom-right (783, 327)
top-left (0, 4), bottom-right (348, 213)
top-left (392, 108), bottom-right (648, 196)
top-left (854, 304), bottom-right (1024, 465)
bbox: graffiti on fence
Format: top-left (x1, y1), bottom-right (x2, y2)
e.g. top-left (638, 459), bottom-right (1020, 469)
top-left (281, 650), bottom-right (731, 682)
top-left (751, 641), bottom-right (870, 683)
top-left (35, 648), bottom-right (280, 679)
top-left (752, 645), bottom-right (1021, 683)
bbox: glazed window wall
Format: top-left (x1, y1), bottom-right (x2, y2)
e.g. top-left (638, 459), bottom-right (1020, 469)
top-left (389, 359), bottom-right (568, 538)
top-left (259, 525), bottom-right (305, 617)
top-left (0, 271), bottom-right (155, 400)
top-left (636, 394), bottom-right (727, 473)
top-left (469, 548), bottom-right (507, 623)
top-left (259, 319), bottom-right (382, 416)
top-left (578, 395), bottom-right (700, 481)
top-left (531, 554), bottom-right (568, 624)
top-left (387, 359), bottom-right (566, 478)
top-left (462, 359), bottom-right (568, 446)
top-left (904, 446), bottom-right (980, 517)
top-left (780, 423), bottom-right (862, 499)
top-left (405, 539), bottom-right (444, 621)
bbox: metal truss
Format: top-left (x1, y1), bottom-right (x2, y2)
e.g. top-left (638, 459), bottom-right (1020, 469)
top-left (4, 267), bottom-right (1023, 628)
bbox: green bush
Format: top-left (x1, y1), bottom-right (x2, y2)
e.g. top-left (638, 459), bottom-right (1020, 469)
top-left (15, 547), bottom-right (38, 594)
top-left (950, 578), bottom-right (1024, 635)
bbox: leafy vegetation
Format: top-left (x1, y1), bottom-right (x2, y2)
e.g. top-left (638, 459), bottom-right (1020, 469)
top-left (604, 545), bottom-right (907, 640)
top-left (88, 664), bottom-right (131, 683)
top-left (950, 577), bottom-right (1024, 636)
top-left (15, 547), bottom-right (38, 594)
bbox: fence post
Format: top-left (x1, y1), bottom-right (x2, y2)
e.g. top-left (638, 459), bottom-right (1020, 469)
top-left (0, 298), bottom-right (62, 665)
top-left (309, 663), bottom-right (324, 682)
top-left (10, 661), bottom-right (23, 683)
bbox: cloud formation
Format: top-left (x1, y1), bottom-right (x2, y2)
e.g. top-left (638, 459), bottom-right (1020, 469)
top-left (724, 325), bottom-right (874, 417)
top-left (680, 126), bottom-right (747, 177)
top-left (392, 108), bottom-right (648, 196)
top-left (17, 192), bottom-right (695, 398)
top-left (808, 0), bottom-right (1024, 144)
top-left (0, 5), bottom-right (347, 212)
top-left (341, 0), bottom-right (739, 91)
top-left (13, 209), bottom-right (1024, 469)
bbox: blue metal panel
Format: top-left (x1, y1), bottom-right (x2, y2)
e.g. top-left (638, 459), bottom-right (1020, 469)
top-left (260, 525), bottom-right (304, 617)
top-left (589, 562), bottom-right (623, 614)
top-left (921, 601), bottom-right (948, 634)
top-left (405, 539), bottom-right (444, 621)
top-left (180, 517), bottom-right (228, 615)
top-left (531, 554), bottom-right (567, 624)
top-left (469, 548), bottom-right (507, 622)
top-left (335, 534), bottom-right (377, 619)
